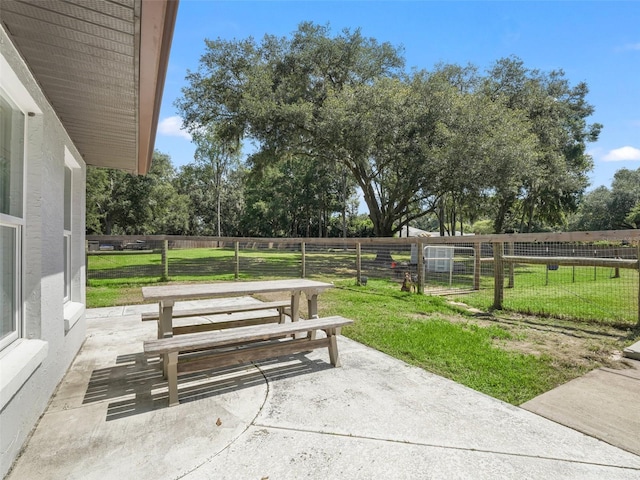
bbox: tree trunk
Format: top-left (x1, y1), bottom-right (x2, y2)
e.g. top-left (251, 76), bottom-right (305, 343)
top-left (438, 201), bottom-right (445, 236)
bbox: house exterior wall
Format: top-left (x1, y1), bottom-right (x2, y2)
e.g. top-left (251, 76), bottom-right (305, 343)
top-left (1, 25), bottom-right (87, 477)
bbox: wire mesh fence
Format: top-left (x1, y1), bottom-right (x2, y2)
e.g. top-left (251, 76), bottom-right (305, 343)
top-left (87, 232), bottom-right (640, 326)
top-left (495, 239), bottom-right (639, 325)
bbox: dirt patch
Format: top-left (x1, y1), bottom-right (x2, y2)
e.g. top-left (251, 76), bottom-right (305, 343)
top-left (444, 300), bottom-right (637, 372)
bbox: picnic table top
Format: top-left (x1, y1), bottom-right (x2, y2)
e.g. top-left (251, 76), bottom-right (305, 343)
top-left (142, 279), bottom-right (334, 303)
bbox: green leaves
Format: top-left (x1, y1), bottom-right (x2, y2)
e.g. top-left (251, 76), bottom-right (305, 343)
top-left (175, 25), bottom-right (601, 237)
top-left (86, 152), bottom-right (189, 235)
top-left (571, 167), bottom-right (640, 231)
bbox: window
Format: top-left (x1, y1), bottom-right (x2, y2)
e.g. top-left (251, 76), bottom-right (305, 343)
top-left (63, 163), bottom-right (72, 302)
top-left (0, 87), bottom-right (25, 351)
top-left (63, 147), bottom-right (83, 332)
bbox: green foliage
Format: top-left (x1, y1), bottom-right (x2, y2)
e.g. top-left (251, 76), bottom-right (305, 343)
top-left (482, 57), bottom-right (600, 233)
top-left (470, 219), bottom-right (494, 234)
top-left (175, 127), bottom-right (246, 236)
top-left (85, 151), bottom-right (189, 235)
top-left (569, 186), bottom-right (614, 231)
top-left (624, 201), bottom-right (640, 229)
top-left (176, 23), bottom-right (600, 237)
top-left (570, 167), bottom-right (640, 231)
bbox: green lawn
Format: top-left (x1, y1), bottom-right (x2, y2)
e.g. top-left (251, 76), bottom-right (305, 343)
top-left (453, 264), bottom-right (638, 327)
top-left (319, 279), bottom-right (586, 405)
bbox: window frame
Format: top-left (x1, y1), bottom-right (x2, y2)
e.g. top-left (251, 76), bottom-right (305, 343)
top-left (0, 87), bottom-right (26, 351)
top-left (0, 52), bottom-right (40, 352)
top-left (63, 163), bottom-right (72, 303)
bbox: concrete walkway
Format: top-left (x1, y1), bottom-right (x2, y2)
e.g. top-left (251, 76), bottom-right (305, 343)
top-left (6, 302), bottom-right (640, 480)
top-left (522, 359), bottom-right (640, 456)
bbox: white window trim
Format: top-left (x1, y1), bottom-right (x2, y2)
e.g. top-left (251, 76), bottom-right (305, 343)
top-left (0, 56), bottom-right (32, 352)
top-left (63, 162), bottom-right (72, 303)
top-left (0, 223), bottom-right (21, 350)
top-left (63, 147), bottom-right (82, 332)
top-left (0, 54), bottom-right (42, 115)
top-left (64, 301), bottom-right (85, 333)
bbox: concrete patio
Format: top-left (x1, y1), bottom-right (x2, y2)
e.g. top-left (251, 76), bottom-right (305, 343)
top-left (6, 301), bottom-right (640, 479)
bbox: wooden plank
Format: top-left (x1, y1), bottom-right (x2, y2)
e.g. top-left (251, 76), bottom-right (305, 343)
top-left (142, 279), bottom-right (334, 303)
top-left (144, 316), bottom-right (353, 355)
top-left (503, 256), bottom-right (638, 269)
top-left (141, 299), bottom-right (290, 321)
top-left (91, 230), bottom-right (640, 247)
top-left (172, 315), bottom-right (280, 335)
top-left (177, 337), bottom-right (331, 374)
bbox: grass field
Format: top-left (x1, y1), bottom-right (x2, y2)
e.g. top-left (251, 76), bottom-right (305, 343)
top-left (317, 279), bottom-right (597, 405)
top-left (88, 247), bottom-right (639, 326)
top-left (448, 263), bottom-right (638, 327)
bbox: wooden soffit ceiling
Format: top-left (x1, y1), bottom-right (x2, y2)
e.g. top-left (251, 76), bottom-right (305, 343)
top-left (1, 0), bottom-right (178, 175)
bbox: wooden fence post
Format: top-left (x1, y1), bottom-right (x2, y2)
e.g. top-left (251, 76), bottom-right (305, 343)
top-left (613, 248), bottom-right (620, 278)
top-left (161, 240), bottom-right (169, 281)
top-left (417, 240), bottom-right (424, 294)
top-left (473, 243), bottom-right (481, 290)
top-left (493, 242), bottom-right (504, 310)
top-left (301, 242), bottom-right (306, 278)
top-left (507, 242), bottom-right (514, 288)
top-left (356, 242), bottom-right (363, 285)
top-left (234, 241), bottom-right (239, 280)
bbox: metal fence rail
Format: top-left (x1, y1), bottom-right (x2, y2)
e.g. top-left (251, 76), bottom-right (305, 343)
top-left (87, 231), bottom-right (640, 326)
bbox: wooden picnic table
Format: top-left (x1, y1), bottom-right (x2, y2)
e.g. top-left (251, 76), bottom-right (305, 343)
top-left (142, 279), bottom-right (334, 339)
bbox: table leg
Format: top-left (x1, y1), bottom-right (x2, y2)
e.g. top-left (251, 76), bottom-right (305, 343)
top-left (306, 292), bottom-right (319, 340)
top-left (166, 352), bottom-right (179, 406)
top-left (290, 291), bottom-right (300, 322)
top-left (327, 329), bottom-right (341, 367)
top-left (307, 293), bottom-right (319, 319)
top-left (158, 299), bottom-right (175, 338)
top-left (159, 300), bottom-right (174, 376)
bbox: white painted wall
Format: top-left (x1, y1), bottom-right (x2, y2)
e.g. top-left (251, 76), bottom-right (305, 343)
top-left (1, 25), bottom-right (87, 478)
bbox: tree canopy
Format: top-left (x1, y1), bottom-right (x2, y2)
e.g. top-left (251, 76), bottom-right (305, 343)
top-left (175, 22), bottom-right (601, 236)
top-left (570, 167), bottom-right (640, 231)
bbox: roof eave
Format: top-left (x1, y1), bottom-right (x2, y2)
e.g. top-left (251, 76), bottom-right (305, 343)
top-left (137, 0), bottom-right (179, 175)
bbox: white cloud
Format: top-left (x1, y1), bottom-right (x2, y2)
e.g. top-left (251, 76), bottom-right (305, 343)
top-left (603, 146), bottom-right (640, 162)
top-left (615, 42), bottom-right (640, 52)
top-left (158, 116), bottom-right (191, 140)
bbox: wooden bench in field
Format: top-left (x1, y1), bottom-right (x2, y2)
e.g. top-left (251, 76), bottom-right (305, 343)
top-left (143, 316), bottom-right (353, 406)
top-left (142, 300), bottom-right (291, 335)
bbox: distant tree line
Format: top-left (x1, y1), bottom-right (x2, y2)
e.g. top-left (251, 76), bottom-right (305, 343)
top-left (85, 150), bottom-right (374, 237)
top-left (86, 23), bottom-right (638, 237)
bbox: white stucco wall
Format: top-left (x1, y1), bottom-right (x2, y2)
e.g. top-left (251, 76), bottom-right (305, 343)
top-left (1, 25), bottom-right (87, 478)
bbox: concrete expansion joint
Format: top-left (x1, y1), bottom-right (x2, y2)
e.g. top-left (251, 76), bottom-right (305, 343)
top-left (172, 362), bottom-right (271, 480)
top-left (245, 423), bottom-right (640, 473)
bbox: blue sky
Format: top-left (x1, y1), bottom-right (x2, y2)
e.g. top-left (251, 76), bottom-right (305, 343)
top-left (155, 0), bottom-right (640, 193)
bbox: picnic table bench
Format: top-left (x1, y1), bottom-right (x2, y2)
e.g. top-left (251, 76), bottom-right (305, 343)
top-left (141, 299), bottom-right (290, 322)
top-left (144, 315), bottom-right (353, 406)
top-left (141, 299), bottom-right (291, 335)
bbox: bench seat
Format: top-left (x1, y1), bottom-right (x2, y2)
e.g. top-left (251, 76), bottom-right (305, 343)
top-left (144, 316), bottom-right (353, 406)
top-left (170, 309), bottom-right (285, 335)
top-left (141, 299), bottom-right (291, 322)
